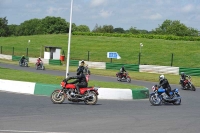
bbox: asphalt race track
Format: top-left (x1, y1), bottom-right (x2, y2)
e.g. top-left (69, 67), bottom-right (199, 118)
top-left (0, 63), bottom-right (200, 133)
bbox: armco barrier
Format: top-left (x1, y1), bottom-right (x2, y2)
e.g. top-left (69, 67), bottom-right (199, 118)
top-left (70, 60), bottom-right (79, 66)
top-left (106, 63), bottom-right (139, 72)
top-left (79, 61), bottom-right (106, 69)
top-left (179, 67), bottom-right (200, 76)
top-left (0, 54), bottom-right (12, 60)
top-left (140, 65), bottom-right (179, 75)
top-left (49, 59), bottom-right (62, 65)
top-left (12, 55), bottom-right (29, 62)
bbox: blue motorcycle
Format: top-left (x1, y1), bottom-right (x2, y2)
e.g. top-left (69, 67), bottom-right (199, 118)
top-left (149, 85), bottom-right (181, 106)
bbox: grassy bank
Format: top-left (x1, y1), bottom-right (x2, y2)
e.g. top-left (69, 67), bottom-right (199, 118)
top-left (1, 59), bottom-right (199, 88)
top-left (0, 34), bottom-right (200, 67)
top-left (0, 66), bottom-right (144, 89)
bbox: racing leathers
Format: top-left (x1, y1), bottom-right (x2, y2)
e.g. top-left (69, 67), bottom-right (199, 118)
top-left (66, 73), bottom-right (88, 95)
top-left (159, 78), bottom-right (172, 98)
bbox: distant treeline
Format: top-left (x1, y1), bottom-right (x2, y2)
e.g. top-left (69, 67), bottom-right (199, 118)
top-left (0, 16), bottom-right (199, 38)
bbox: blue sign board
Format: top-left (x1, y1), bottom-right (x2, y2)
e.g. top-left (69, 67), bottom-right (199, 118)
top-left (107, 52), bottom-right (121, 59)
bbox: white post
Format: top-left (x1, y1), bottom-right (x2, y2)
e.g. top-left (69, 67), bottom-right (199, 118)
top-left (140, 43), bottom-right (143, 53)
top-left (66, 0), bottom-right (73, 78)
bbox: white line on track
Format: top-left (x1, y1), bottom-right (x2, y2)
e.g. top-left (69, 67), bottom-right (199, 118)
top-left (0, 130), bottom-right (70, 133)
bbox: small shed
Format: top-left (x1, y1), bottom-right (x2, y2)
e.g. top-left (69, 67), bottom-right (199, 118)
top-left (44, 46), bottom-right (61, 60)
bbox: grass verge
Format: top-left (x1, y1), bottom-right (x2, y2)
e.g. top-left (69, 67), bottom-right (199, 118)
top-left (0, 66), bottom-right (143, 89)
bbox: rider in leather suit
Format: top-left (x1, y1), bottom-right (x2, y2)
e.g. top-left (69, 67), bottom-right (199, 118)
top-left (158, 75), bottom-right (172, 98)
top-left (119, 66), bottom-right (126, 79)
top-left (67, 66), bottom-right (88, 95)
top-left (180, 72), bottom-right (189, 89)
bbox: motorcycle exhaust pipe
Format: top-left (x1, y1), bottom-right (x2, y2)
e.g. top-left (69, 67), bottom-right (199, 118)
top-left (164, 97), bottom-right (181, 101)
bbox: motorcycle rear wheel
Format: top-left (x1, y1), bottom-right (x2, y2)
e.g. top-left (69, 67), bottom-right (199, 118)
top-left (51, 91), bottom-right (65, 104)
top-left (173, 94), bottom-right (181, 105)
top-left (84, 91), bottom-right (98, 105)
top-left (117, 76), bottom-right (120, 81)
top-left (42, 66), bottom-right (45, 70)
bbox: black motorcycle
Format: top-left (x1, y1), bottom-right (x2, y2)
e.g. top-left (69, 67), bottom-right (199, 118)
top-left (19, 59), bottom-right (28, 67)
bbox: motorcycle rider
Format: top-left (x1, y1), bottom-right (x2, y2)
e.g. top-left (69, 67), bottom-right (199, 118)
top-left (180, 72), bottom-right (189, 89)
top-left (20, 55), bottom-right (26, 65)
top-left (37, 57), bottom-right (42, 66)
top-left (119, 66), bottom-right (126, 79)
top-left (158, 75), bottom-right (173, 99)
top-left (66, 66), bottom-right (88, 95)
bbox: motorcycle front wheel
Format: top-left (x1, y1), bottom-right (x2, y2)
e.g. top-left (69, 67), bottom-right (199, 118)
top-left (84, 91), bottom-right (98, 105)
top-left (25, 63), bottom-right (28, 67)
top-left (191, 84), bottom-right (196, 91)
top-left (127, 77), bottom-right (131, 83)
top-left (149, 94), bottom-right (161, 106)
top-left (51, 90), bottom-right (65, 104)
top-left (35, 64), bottom-right (38, 70)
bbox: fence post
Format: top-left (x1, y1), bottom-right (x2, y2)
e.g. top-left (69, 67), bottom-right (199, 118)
top-left (88, 51), bottom-right (89, 61)
top-left (138, 52), bottom-right (141, 65)
top-left (171, 53), bottom-right (174, 66)
top-left (26, 48), bottom-right (28, 57)
top-left (12, 47), bottom-right (14, 55)
top-left (0, 46), bottom-right (2, 54)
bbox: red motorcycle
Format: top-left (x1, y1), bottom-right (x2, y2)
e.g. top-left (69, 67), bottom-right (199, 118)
top-left (180, 76), bottom-right (196, 91)
top-left (50, 80), bottom-right (99, 105)
top-left (116, 72), bottom-right (131, 83)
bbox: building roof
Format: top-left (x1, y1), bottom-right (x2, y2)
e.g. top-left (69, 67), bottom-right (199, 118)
top-left (44, 46), bottom-right (62, 49)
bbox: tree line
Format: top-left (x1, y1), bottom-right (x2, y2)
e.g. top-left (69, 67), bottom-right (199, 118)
top-left (0, 16), bottom-right (199, 37)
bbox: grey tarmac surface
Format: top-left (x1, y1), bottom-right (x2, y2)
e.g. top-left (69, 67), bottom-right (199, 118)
top-left (0, 63), bottom-right (200, 133)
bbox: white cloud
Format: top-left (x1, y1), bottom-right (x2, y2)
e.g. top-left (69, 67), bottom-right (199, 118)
top-left (149, 13), bottom-right (162, 20)
top-left (46, 7), bottom-right (67, 15)
top-left (99, 9), bottom-right (112, 18)
top-left (181, 4), bottom-right (194, 13)
top-left (90, 0), bottom-right (107, 7)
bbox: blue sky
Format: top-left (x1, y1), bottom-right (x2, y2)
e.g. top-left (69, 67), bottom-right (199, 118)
top-left (0, 0), bottom-right (200, 31)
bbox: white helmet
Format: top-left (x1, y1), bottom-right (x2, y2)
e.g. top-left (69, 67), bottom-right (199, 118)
top-left (159, 75), bottom-right (165, 81)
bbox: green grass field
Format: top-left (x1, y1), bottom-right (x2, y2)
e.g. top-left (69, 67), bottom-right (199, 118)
top-left (1, 34), bottom-right (200, 67)
top-left (0, 66), bottom-right (143, 89)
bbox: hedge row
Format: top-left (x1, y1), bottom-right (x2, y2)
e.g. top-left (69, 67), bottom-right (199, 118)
top-left (72, 32), bottom-right (200, 41)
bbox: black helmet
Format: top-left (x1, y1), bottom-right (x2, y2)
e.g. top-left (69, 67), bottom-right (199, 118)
top-left (181, 72), bottom-right (184, 76)
top-left (122, 66), bottom-right (124, 69)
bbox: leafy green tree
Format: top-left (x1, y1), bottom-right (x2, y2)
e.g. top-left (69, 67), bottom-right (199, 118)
top-left (152, 19), bottom-right (198, 36)
top-left (0, 17), bottom-right (9, 37)
top-left (40, 16), bottom-right (69, 34)
top-left (101, 25), bottom-right (114, 33)
top-left (8, 24), bottom-right (19, 36)
top-left (75, 25), bottom-right (90, 32)
top-left (113, 27), bottom-right (125, 33)
top-left (18, 18), bottom-right (43, 36)
top-left (128, 27), bottom-right (140, 34)
top-left (92, 24), bottom-right (102, 33)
